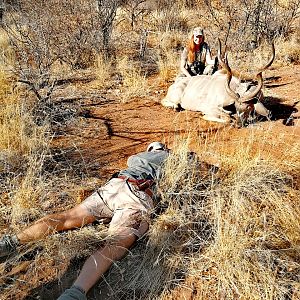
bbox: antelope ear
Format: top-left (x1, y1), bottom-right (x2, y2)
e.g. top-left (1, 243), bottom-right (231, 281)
top-left (254, 101), bottom-right (270, 117)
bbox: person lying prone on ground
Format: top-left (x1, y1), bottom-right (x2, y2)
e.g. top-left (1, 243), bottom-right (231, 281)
top-left (0, 141), bottom-right (170, 300)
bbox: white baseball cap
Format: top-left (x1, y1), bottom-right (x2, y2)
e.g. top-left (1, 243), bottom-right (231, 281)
top-left (193, 27), bottom-right (204, 36)
top-left (147, 142), bottom-right (167, 152)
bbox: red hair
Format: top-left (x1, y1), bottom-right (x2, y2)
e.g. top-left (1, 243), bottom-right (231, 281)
top-left (187, 34), bottom-right (205, 63)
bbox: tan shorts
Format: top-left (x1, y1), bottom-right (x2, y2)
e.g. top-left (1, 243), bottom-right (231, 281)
top-left (80, 178), bottom-right (154, 239)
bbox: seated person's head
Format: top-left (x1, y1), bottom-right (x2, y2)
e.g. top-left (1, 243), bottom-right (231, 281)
top-left (193, 27), bottom-right (204, 45)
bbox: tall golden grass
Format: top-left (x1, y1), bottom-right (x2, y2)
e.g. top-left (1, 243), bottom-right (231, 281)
top-left (275, 35), bottom-right (300, 65)
top-left (156, 31), bottom-right (184, 82)
top-left (0, 70), bottom-right (50, 230)
top-left (0, 30), bottom-right (15, 69)
top-left (117, 56), bottom-right (150, 102)
top-left (94, 54), bottom-right (113, 88)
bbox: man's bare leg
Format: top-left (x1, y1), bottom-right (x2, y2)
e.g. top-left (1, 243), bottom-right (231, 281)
top-left (17, 205), bottom-right (96, 243)
top-left (73, 233), bottom-right (137, 293)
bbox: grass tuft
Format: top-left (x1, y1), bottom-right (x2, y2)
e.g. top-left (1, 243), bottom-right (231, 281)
top-left (117, 56), bottom-right (149, 102)
top-left (94, 54), bottom-right (113, 88)
top-left (0, 70), bottom-right (50, 229)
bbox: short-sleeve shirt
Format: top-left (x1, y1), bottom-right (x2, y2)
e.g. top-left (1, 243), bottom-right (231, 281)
top-left (118, 150), bottom-right (169, 181)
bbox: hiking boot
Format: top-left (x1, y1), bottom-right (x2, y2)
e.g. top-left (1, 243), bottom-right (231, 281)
top-left (0, 234), bottom-right (19, 259)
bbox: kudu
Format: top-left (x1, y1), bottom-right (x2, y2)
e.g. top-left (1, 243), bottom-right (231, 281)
top-left (161, 40), bottom-right (275, 125)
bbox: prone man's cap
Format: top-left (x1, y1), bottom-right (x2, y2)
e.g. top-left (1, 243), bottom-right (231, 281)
top-left (147, 142), bottom-right (167, 152)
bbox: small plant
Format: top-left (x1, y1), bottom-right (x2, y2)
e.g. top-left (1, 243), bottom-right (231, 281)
top-left (117, 56), bottom-right (149, 102)
top-left (275, 36), bottom-right (300, 64)
top-left (157, 52), bottom-right (179, 82)
top-left (94, 54), bottom-right (113, 88)
top-left (0, 29), bottom-right (15, 69)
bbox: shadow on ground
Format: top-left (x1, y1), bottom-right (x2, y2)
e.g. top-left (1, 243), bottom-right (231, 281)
top-left (264, 96), bottom-right (298, 125)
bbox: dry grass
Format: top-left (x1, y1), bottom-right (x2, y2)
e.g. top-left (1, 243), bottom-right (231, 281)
top-left (157, 54), bottom-right (177, 82)
top-left (150, 5), bottom-right (190, 32)
top-left (94, 54), bottom-right (113, 88)
top-left (117, 56), bottom-right (150, 102)
top-left (217, 36), bottom-right (299, 91)
top-left (231, 35), bottom-right (300, 70)
top-left (10, 154), bottom-right (49, 228)
top-left (0, 80), bottom-right (46, 159)
top-left (161, 133), bottom-right (300, 300)
top-left (275, 35), bottom-right (300, 65)
top-left (156, 31), bottom-right (183, 82)
top-left (0, 85), bottom-right (47, 159)
top-left (0, 71), bottom-right (51, 230)
top-left (0, 30), bottom-right (15, 70)
top-left (225, 42), bottom-right (275, 74)
top-left (199, 159), bottom-right (300, 299)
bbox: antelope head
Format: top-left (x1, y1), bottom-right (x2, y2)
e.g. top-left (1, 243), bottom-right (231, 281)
top-left (218, 39), bottom-right (275, 126)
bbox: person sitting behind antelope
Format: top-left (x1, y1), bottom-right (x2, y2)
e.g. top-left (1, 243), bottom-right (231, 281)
top-left (180, 27), bottom-right (217, 77)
